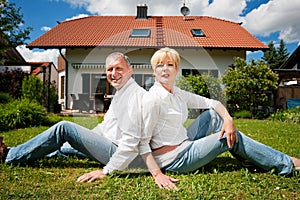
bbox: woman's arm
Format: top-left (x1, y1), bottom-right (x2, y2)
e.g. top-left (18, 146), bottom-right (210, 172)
top-left (141, 152), bottom-right (179, 190)
top-left (214, 102), bottom-right (238, 148)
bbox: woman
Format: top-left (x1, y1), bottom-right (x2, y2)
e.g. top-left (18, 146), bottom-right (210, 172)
top-left (140, 47), bottom-right (300, 190)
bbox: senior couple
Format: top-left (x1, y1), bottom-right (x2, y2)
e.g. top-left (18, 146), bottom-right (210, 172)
top-left (1, 48), bottom-right (299, 190)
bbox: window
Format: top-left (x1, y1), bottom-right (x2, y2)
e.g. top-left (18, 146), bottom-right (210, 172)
top-left (130, 29), bottom-right (151, 37)
top-left (182, 69), bottom-right (219, 78)
top-left (132, 74), bottom-right (154, 90)
top-left (60, 76), bottom-right (65, 98)
top-left (191, 29), bottom-right (205, 37)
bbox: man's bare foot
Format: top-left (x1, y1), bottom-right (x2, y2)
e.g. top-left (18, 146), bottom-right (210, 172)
top-left (291, 157), bottom-right (300, 170)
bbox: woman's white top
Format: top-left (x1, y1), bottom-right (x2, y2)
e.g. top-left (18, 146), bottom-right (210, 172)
top-left (141, 81), bottom-right (220, 168)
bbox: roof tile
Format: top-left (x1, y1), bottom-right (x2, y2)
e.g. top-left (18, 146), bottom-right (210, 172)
top-left (28, 16), bottom-right (267, 50)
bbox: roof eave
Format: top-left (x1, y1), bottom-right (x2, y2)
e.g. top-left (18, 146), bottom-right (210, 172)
top-left (26, 45), bottom-right (269, 51)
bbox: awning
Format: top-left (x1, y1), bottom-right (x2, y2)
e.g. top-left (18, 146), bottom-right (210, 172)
top-left (72, 63), bottom-right (152, 69)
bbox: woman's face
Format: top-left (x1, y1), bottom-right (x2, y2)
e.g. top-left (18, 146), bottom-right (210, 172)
top-left (154, 55), bottom-right (178, 91)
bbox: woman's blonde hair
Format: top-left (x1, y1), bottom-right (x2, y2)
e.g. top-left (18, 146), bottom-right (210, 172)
top-left (150, 47), bottom-right (180, 71)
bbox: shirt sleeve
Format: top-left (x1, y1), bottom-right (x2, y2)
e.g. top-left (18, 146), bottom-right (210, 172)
top-left (103, 130), bottom-right (140, 174)
top-left (182, 89), bottom-right (220, 110)
top-left (139, 92), bottom-right (159, 155)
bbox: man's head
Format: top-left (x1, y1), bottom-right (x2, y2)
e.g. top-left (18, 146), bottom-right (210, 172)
top-left (105, 52), bottom-right (133, 91)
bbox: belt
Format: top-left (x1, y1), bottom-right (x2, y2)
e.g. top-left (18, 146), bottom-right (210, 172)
top-left (152, 145), bottom-right (179, 156)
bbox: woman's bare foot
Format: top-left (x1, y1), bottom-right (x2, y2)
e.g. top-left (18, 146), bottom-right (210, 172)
top-left (291, 157), bottom-right (300, 169)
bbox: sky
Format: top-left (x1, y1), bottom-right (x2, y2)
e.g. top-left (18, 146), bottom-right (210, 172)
top-left (9, 0), bottom-right (300, 66)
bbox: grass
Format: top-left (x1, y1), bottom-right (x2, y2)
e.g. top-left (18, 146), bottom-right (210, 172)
top-left (1, 118), bottom-right (300, 199)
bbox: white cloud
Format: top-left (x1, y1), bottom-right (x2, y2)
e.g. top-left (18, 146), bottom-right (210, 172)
top-left (242, 0), bottom-right (300, 43)
top-left (25, 0), bottom-right (300, 64)
top-left (16, 45), bottom-right (60, 66)
top-left (41, 26), bottom-right (51, 32)
top-left (65, 13), bottom-right (89, 21)
top-left (202, 0), bottom-right (246, 21)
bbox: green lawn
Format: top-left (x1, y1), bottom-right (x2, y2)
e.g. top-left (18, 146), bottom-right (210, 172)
top-left (1, 118), bottom-right (299, 199)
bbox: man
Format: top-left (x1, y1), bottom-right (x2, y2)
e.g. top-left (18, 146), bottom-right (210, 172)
top-left (0, 52), bottom-right (146, 182)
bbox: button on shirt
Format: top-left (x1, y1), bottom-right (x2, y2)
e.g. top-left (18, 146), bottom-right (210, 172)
top-left (92, 78), bottom-right (146, 174)
top-left (141, 81), bottom-right (220, 167)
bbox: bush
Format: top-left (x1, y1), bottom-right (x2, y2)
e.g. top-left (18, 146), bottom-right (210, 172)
top-left (0, 68), bottom-right (27, 99)
top-left (176, 74), bottom-right (225, 103)
top-left (269, 108), bottom-right (300, 123)
top-left (0, 92), bottom-right (12, 104)
top-left (233, 110), bottom-right (252, 119)
top-left (0, 98), bottom-right (48, 131)
top-left (22, 75), bottom-right (43, 104)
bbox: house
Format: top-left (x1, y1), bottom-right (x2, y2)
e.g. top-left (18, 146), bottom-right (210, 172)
top-left (0, 30), bottom-right (30, 72)
top-left (27, 4), bottom-right (268, 110)
top-left (275, 45), bottom-right (300, 109)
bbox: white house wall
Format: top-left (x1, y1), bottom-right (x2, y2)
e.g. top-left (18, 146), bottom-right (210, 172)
top-left (64, 47), bottom-right (245, 108)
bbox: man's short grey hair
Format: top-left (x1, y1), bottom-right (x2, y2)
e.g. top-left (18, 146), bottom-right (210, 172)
top-left (106, 52), bottom-right (131, 67)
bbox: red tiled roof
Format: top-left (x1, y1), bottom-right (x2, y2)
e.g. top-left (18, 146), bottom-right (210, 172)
top-left (27, 16), bottom-right (268, 50)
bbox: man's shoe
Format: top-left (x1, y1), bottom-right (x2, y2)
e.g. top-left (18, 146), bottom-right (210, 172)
top-left (0, 136), bottom-right (9, 162)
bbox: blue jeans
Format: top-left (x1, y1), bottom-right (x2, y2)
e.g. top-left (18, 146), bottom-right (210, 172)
top-left (165, 110), bottom-right (293, 175)
top-left (6, 121), bottom-right (146, 169)
top-left (6, 121), bottom-right (117, 165)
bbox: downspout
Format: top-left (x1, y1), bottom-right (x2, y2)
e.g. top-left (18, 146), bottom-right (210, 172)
top-left (59, 48), bottom-right (69, 109)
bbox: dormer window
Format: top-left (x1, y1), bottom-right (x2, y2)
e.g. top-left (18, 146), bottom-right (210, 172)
top-left (191, 29), bottom-right (205, 37)
top-left (130, 29), bottom-right (151, 38)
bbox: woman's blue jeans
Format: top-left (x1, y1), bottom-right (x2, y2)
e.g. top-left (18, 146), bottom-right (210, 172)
top-left (165, 110), bottom-right (293, 175)
top-left (6, 121), bottom-right (118, 165)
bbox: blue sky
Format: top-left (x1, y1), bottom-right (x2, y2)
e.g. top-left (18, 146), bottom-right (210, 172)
top-left (10, 0), bottom-right (300, 65)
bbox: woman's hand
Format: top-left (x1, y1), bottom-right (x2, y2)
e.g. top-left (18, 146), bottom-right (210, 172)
top-left (153, 172), bottom-right (180, 190)
top-left (76, 169), bottom-right (107, 183)
top-left (219, 118), bottom-right (238, 148)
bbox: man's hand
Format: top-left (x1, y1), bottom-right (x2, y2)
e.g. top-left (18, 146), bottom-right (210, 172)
top-left (153, 172), bottom-right (180, 190)
top-left (76, 169), bottom-right (107, 183)
top-left (219, 118), bottom-right (238, 148)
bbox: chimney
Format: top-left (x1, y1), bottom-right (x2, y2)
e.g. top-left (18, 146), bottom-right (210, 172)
top-left (136, 4), bottom-right (148, 19)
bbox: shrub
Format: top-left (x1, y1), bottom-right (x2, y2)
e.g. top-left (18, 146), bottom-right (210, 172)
top-left (0, 98), bottom-right (48, 131)
top-left (269, 108), bottom-right (300, 123)
top-left (176, 74), bottom-right (225, 103)
top-left (233, 110), bottom-right (252, 119)
top-left (0, 92), bottom-right (12, 104)
top-left (222, 57), bottom-right (278, 116)
top-left (0, 68), bottom-right (27, 99)
top-left (22, 75), bottom-right (44, 104)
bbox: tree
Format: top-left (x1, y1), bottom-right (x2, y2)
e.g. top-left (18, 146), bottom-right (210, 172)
top-left (262, 40), bottom-right (289, 70)
top-left (222, 57), bottom-right (278, 117)
top-left (0, 0), bottom-right (32, 47)
top-left (0, 0), bottom-right (32, 65)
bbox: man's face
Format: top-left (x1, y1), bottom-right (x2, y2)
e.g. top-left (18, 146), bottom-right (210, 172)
top-left (106, 56), bottom-right (132, 90)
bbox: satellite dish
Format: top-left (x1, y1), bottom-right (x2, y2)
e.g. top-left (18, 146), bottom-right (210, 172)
top-left (180, 4), bottom-right (190, 16)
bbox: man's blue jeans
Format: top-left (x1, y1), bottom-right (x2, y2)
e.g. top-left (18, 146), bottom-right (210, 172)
top-left (165, 110), bottom-right (293, 175)
top-left (6, 121), bottom-right (117, 165)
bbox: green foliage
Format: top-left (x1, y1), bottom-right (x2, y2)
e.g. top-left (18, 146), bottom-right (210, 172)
top-left (0, 92), bottom-right (12, 104)
top-left (176, 74), bottom-right (225, 102)
top-left (22, 75), bottom-right (44, 104)
top-left (0, 98), bottom-right (48, 131)
top-left (270, 108), bottom-right (300, 123)
top-left (0, 0), bottom-right (32, 48)
top-left (0, 68), bottom-right (27, 98)
top-left (222, 57), bottom-right (278, 117)
top-left (262, 40), bottom-right (289, 70)
top-left (233, 110), bottom-right (252, 119)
